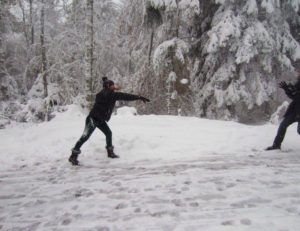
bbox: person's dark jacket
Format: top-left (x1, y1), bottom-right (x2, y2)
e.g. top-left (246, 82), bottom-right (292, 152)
top-left (281, 79), bottom-right (300, 118)
top-left (89, 89), bottom-right (143, 121)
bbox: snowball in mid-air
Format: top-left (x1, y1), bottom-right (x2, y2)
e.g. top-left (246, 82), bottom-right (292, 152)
top-left (180, 78), bottom-right (189, 84)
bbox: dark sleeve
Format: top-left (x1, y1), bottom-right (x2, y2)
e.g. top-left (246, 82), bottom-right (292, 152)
top-left (285, 83), bottom-right (297, 99)
top-left (112, 92), bottom-right (141, 101)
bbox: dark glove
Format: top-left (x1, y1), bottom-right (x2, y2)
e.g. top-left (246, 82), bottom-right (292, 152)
top-left (139, 96), bottom-right (150, 103)
top-left (279, 81), bottom-right (288, 90)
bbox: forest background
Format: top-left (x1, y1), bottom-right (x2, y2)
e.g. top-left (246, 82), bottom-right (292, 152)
top-left (1, 0), bottom-right (300, 126)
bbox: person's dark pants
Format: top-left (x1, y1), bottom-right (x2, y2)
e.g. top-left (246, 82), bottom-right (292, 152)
top-left (74, 115), bottom-right (112, 151)
top-left (273, 114), bottom-right (300, 147)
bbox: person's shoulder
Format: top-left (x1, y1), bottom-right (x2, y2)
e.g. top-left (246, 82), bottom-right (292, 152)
top-left (103, 89), bottom-right (116, 98)
top-left (96, 89), bottom-right (109, 98)
top-left (96, 90), bottom-right (103, 96)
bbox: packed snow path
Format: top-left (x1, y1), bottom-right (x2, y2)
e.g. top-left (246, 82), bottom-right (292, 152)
top-left (1, 106), bottom-right (300, 230)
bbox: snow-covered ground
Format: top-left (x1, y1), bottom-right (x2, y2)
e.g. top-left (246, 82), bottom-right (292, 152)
top-left (1, 105), bottom-right (300, 231)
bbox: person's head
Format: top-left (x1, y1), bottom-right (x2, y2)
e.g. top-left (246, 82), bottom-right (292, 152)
top-left (102, 77), bottom-right (120, 91)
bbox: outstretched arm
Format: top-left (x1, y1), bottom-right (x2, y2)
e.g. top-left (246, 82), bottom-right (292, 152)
top-left (279, 81), bottom-right (296, 99)
top-left (113, 92), bottom-right (150, 103)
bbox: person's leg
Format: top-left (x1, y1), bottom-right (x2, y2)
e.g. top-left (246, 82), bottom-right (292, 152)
top-left (96, 121), bottom-right (119, 158)
top-left (97, 121), bottom-right (112, 147)
top-left (297, 121), bottom-right (300, 135)
top-left (69, 116), bottom-right (96, 165)
top-left (73, 116), bottom-right (96, 151)
top-left (266, 114), bottom-right (295, 150)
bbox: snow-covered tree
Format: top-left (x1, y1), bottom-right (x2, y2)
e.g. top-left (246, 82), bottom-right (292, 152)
top-left (1, 0), bottom-right (300, 124)
top-left (85, 0), bottom-right (94, 108)
top-left (0, 0), bottom-right (25, 123)
top-left (189, 0), bottom-right (300, 122)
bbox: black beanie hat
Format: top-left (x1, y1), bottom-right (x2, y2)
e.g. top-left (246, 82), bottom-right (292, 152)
top-left (102, 76), bottom-right (114, 89)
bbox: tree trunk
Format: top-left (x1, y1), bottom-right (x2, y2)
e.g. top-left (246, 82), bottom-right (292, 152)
top-left (0, 1), bottom-right (6, 101)
top-left (29, 0), bottom-right (34, 45)
top-left (85, 0), bottom-right (94, 108)
top-left (18, 0), bottom-right (29, 47)
top-left (148, 28), bottom-right (154, 65)
top-left (40, 0), bottom-right (48, 98)
top-left (72, 0), bottom-right (80, 24)
top-left (175, 0), bottom-right (179, 37)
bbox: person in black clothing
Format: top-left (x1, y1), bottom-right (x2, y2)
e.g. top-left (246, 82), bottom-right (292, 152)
top-left (266, 68), bottom-right (300, 150)
top-left (69, 77), bottom-right (150, 165)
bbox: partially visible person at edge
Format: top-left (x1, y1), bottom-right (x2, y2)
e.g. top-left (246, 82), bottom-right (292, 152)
top-left (69, 77), bottom-right (150, 165)
top-left (266, 66), bottom-right (300, 151)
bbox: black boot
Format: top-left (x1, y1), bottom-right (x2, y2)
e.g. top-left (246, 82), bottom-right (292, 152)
top-left (68, 149), bottom-right (81, 165)
top-left (106, 146), bottom-right (119, 158)
top-left (265, 145), bottom-right (281, 151)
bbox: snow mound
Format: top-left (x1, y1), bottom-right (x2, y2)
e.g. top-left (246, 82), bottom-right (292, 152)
top-left (116, 106), bottom-right (138, 116)
top-left (269, 101), bottom-right (289, 124)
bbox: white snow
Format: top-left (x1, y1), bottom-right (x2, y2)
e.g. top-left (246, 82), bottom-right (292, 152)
top-left (153, 38), bottom-right (189, 74)
top-left (1, 105), bottom-right (300, 230)
top-left (269, 101), bottom-right (289, 124)
top-left (167, 71), bottom-right (177, 83)
top-left (116, 106), bottom-right (137, 116)
top-left (9, 4), bottom-right (24, 23)
top-left (146, 0), bottom-right (177, 11)
top-left (289, 0), bottom-right (300, 12)
top-left (178, 0), bottom-right (200, 24)
top-left (206, 7), bottom-right (242, 53)
top-left (261, 0), bottom-right (278, 13)
top-left (243, 0), bottom-right (258, 15)
top-left (179, 0), bottom-right (199, 13)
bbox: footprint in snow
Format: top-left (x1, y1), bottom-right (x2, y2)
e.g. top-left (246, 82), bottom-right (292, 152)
top-left (134, 208), bottom-right (141, 213)
top-left (222, 220), bottom-right (234, 226)
top-left (240, 218), bottom-right (252, 225)
top-left (181, 186), bottom-right (189, 191)
top-left (171, 199), bottom-right (185, 207)
top-left (71, 205), bottom-right (78, 211)
top-left (95, 226), bottom-right (110, 231)
top-left (286, 207), bottom-right (297, 213)
top-left (183, 181), bottom-right (192, 185)
top-left (61, 218), bottom-right (72, 226)
top-left (189, 202), bottom-right (199, 207)
top-left (226, 183), bottom-right (236, 188)
top-left (74, 188), bottom-right (94, 197)
top-left (112, 181), bottom-right (122, 187)
top-left (115, 202), bottom-right (128, 210)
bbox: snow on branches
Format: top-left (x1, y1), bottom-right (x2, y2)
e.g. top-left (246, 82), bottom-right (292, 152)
top-left (205, 6), bottom-right (243, 53)
top-left (153, 38), bottom-right (189, 75)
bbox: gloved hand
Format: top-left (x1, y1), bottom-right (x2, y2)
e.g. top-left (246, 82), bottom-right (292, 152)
top-left (279, 81), bottom-right (288, 90)
top-left (139, 96), bottom-right (150, 103)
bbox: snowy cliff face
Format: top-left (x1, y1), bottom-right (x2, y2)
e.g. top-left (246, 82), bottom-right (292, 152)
top-left (120, 0), bottom-right (300, 122)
